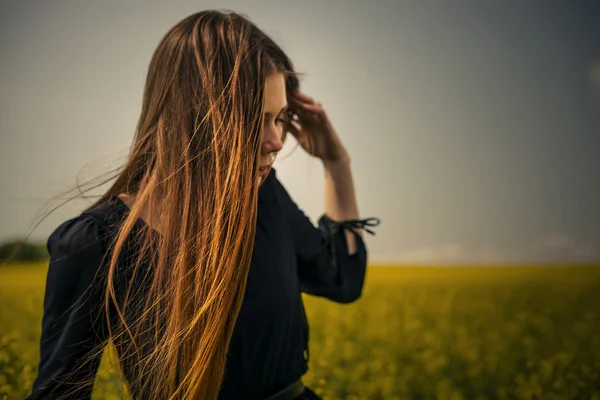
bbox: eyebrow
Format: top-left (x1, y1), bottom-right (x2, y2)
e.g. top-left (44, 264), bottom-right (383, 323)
top-left (264, 105), bottom-right (289, 118)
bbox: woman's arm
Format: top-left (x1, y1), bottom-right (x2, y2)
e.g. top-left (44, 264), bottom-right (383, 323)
top-left (323, 156), bottom-right (361, 255)
top-left (270, 170), bottom-right (378, 303)
top-left (26, 215), bottom-right (108, 400)
top-left (283, 90), bottom-right (380, 302)
top-left (286, 91), bottom-right (378, 254)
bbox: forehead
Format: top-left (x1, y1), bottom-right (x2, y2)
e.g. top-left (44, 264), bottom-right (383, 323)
top-left (264, 72), bottom-right (286, 110)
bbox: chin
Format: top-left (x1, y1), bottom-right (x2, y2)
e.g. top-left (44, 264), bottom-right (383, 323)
top-left (257, 168), bottom-right (271, 186)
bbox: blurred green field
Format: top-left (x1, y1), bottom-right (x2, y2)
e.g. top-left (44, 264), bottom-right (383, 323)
top-left (1, 263), bottom-right (600, 399)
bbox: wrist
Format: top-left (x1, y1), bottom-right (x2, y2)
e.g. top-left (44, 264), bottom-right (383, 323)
top-left (321, 152), bottom-right (351, 170)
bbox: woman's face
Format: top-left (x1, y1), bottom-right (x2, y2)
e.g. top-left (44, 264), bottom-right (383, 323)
top-left (258, 72), bottom-right (288, 186)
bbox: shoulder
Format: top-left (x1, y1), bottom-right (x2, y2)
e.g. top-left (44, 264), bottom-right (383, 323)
top-left (47, 216), bottom-right (104, 259)
top-left (46, 199), bottom-right (118, 271)
top-left (40, 203), bottom-right (120, 339)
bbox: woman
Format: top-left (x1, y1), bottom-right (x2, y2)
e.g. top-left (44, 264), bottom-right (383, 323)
top-left (26, 10), bottom-right (379, 400)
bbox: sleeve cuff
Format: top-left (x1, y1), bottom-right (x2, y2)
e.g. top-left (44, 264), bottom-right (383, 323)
top-left (317, 214), bottom-right (381, 236)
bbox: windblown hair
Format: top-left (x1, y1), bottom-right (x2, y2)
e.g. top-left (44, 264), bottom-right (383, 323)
top-left (21, 9), bottom-right (300, 400)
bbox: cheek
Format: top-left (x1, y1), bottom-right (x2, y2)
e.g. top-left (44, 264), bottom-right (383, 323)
top-left (257, 128), bottom-right (265, 152)
top-left (260, 125), bottom-right (274, 151)
top-left (259, 139), bottom-right (269, 154)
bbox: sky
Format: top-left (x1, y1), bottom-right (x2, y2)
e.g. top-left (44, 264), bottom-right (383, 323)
top-left (1, 0), bottom-right (599, 265)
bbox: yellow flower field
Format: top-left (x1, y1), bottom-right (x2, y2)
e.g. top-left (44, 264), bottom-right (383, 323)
top-left (1, 263), bottom-right (599, 399)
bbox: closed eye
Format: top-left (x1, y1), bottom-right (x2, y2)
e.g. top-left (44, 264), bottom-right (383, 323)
top-left (265, 105), bottom-right (289, 122)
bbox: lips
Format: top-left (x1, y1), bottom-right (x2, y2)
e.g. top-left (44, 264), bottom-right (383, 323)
top-left (258, 165), bottom-right (271, 175)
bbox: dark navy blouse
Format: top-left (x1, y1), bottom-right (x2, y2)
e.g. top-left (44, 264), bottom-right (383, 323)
top-left (26, 168), bottom-right (378, 400)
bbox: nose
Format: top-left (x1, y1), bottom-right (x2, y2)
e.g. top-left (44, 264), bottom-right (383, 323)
top-left (261, 123), bottom-right (284, 154)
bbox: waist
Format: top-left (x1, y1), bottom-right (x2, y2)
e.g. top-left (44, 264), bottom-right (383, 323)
top-left (262, 379), bottom-right (305, 400)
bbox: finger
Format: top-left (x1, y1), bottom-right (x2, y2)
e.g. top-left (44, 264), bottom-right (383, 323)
top-left (290, 91), bottom-right (316, 105)
top-left (287, 119), bottom-right (301, 138)
top-left (288, 94), bottom-right (314, 108)
top-left (287, 120), bottom-right (308, 148)
top-left (289, 95), bottom-right (325, 113)
top-left (291, 100), bottom-right (326, 117)
top-left (288, 93), bottom-right (319, 107)
top-left (286, 108), bottom-right (300, 122)
top-left (286, 102), bottom-right (309, 120)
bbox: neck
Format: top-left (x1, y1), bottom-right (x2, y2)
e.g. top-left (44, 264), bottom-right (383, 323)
top-left (117, 192), bottom-right (165, 235)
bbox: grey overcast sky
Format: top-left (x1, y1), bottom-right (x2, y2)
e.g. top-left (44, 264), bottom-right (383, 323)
top-left (1, 0), bottom-right (599, 265)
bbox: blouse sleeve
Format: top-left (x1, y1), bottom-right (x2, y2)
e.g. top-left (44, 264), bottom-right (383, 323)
top-left (271, 172), bottom-right (380, 303)
top-left (26, 214), bottom-right (109, 400)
